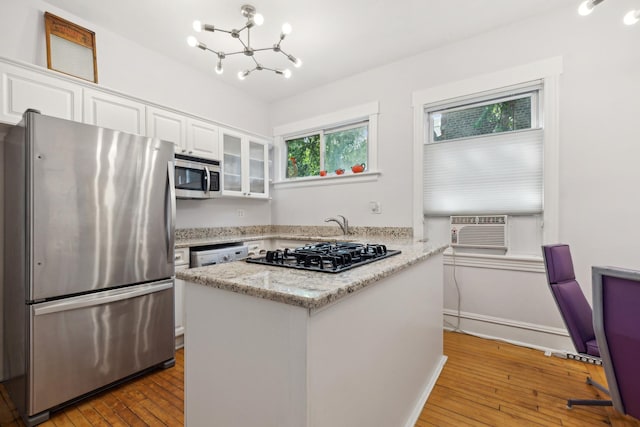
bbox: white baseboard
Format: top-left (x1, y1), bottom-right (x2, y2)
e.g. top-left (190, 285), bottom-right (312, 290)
top-left (443, 309), bottom-right (573, 354)
top-left (404, 355), bottom-right (447, 427)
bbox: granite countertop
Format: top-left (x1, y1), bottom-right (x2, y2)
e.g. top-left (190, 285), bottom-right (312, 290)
top-left (176, 238), bottom-right (447, 310)
top-left (175, 233), bottom-right (350, 248)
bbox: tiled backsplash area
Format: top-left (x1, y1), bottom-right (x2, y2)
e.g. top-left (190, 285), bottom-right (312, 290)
top-left (175, 225), bottom-right (413, 241)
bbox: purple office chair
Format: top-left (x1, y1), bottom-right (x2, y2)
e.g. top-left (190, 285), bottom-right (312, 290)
top-left (593, 266), bottom-right (640, 420)
top-left (541, 244), bottom-right (612, 408)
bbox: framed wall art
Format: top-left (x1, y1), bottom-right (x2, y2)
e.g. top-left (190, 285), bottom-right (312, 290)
top-left (44, 12), bottom-right (98, 83)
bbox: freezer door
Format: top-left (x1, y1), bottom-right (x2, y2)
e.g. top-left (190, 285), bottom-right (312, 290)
top-left (30, 114), bottom-right (175, 300)
top-left (29, 280), bottom-right (175, 415)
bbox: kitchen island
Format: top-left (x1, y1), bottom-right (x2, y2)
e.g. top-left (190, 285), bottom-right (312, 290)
top-left (178, 239), bottom-right (446, 427)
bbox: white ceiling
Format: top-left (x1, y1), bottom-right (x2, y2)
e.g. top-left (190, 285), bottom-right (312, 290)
top-left (43, 0), bottom-right (576, 102)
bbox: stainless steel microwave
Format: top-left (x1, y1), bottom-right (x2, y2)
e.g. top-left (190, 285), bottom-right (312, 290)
top-left (174, 154), bottom-right (221, 199)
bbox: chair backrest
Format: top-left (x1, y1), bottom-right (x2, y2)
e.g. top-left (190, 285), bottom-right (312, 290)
top-left (542, 244), bottom-right (598, 356)
top-left (592, 266), bottom-right (640, 419)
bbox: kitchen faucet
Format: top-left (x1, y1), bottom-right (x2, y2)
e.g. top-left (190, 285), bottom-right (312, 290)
top-left (325, 215), bottom-right (349, 235)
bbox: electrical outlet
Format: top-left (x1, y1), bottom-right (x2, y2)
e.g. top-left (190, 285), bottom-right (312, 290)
top-left (369, 201), bottom-right (381, 214)
top-left (237, 209), bottom-right (245, 217)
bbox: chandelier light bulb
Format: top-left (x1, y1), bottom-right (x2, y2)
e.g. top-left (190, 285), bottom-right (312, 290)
top-left (281, 22), bottom-right (292, 35)
top-left (192, 20), bottom-right (202, 32)
top-left (253, 13), bottom-right (264, 26)
top-left (215, 62), bottom-right (224, 75)
top-left (294, 58), bottom-right (302, 68)
top-left (238, 70), bottom-right (250, 80)
top-left (187, 36), bottom-right (198, 47)
top-left (283, 69), bottom-right (292, 79)
top-left (623, 10), bottom-right (640, 25)
top-left (578, 0), bottom-right (594, 16)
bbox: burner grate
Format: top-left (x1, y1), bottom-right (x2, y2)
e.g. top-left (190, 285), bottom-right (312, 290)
top-left (246, 242), bottom-right (401, 273)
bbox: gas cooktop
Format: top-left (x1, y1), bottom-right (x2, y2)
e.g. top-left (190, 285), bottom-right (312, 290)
top-left (245, 242), bottom-right (401, 273)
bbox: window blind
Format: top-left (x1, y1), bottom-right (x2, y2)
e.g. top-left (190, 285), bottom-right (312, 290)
top-left (423, 129), bottom-right (543, 215)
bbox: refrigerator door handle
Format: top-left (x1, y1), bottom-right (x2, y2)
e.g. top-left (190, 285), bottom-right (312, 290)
top-left (166, 160), bottom-right (176, 265)
top-left (33, 280), bottom-right (174, 316)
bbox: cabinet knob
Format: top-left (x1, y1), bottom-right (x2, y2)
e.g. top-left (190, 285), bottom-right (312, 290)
top-left (181, 149), bottom-right (187, 153)
top-left (188, 150), bottom-right (193, 154)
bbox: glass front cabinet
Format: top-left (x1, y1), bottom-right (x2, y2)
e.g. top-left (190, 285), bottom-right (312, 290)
top-left (220, 127), bottom-right (270, 199)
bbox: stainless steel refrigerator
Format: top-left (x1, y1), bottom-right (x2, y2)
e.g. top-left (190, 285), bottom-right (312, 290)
top-left (3, 110), bottom-right (176, 426)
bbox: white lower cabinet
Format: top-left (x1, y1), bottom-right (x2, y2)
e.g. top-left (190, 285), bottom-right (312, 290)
top-left (174, 247), bottom-right (189, 349)
top-left (83, 88), bottom-right (145, 134)
top-left (0, 60), bottom-right (82, 124)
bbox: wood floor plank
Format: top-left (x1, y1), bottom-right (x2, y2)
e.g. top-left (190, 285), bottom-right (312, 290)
top-left (2, 337), bottom-right (640, 426)
top-left (419, 331), bottom-right (640, 427)
top-left (62, 406), bottom-right (94, 427)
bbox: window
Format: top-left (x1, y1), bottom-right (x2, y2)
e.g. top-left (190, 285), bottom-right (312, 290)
top-left (423, 87), bottom-right (543, 216)
top-left (285, 122), bottom-right (368, 178)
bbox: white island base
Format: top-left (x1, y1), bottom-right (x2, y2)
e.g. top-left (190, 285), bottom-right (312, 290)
top-left (184, 252), bottom-right (445, 427)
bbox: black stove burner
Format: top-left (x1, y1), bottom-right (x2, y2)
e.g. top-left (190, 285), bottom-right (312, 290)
top-left (246, 242), bottom-right (401, 273)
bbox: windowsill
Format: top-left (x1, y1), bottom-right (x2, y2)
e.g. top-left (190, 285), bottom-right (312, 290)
top-left (443, 247), bottom-right (544, 273)
top-left (273, 170), bottom-right (381, 189)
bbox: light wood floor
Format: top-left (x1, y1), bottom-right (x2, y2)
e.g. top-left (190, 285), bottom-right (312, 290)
top-left (1, 332), bottom-right (639, 426)
top-left (419, 331), bottom-right (640, 427)
top-left (0, 350), bottom-right (184, 426)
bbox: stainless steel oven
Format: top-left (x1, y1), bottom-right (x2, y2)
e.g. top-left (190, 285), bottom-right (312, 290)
top-left (174, 154), bottom-right (221, 199)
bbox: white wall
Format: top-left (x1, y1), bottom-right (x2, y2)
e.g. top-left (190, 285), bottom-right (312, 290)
top-left (0, 0), bottom-right (273, 228)
top-left (270, 2), bottom-right (640, 348)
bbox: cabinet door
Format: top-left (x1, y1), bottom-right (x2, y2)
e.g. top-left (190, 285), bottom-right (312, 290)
top-left (221, 128), bottom-right (244, 196)
top-left (175, 274), bottom-right (187, 337)
top-left (187, 118), bottom-right (219, 160)
top-left (146, 106), bottom-right (187, 151)
top-left (0, 62), bottom-right (82, 124)
top-left (83, 88), bottom-right (145, 134)
top-left (247, 138), bottom-right (269, 198)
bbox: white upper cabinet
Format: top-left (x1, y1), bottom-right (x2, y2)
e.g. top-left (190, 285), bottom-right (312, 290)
top-left (0, 60), bottom-right (82, 124)
top-left (83, 88), bottom-right (145, 135)
top-left (186, 118), bottom-right (220, 160)
top-left (220, 127), bottom-right (269, 199)
top-left (146, 106), bottom-right (187, 148)
top-left (0, 58), bottom-right (266, 172)
top-left (147, 107), bottom-right (220, 161)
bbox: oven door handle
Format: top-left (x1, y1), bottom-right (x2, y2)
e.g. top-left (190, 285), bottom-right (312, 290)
top-left (203, 165), bottom-right (210, 194)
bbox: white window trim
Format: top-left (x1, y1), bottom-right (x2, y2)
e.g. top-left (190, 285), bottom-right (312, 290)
top-left (272, 101), bottom-right (379, 184)
top-left (411, 56), bottom-right (563, 243)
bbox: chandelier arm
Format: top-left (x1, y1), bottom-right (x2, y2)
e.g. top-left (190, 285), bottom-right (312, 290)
top-left (225, 50), bottom-right (248, 56)
top-left (251, 47), bottom-right (274, 53)
top-left (236, 37), bottom-right (249, 50)
top-left (200, 46), bottom-right (221, 56)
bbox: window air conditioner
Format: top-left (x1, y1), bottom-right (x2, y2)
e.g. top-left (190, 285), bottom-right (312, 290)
top-left (450, 215), bottom-right (508, 249)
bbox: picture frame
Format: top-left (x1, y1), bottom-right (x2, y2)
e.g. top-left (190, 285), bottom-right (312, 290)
top-left (44, 12), bottom-right (98, 83)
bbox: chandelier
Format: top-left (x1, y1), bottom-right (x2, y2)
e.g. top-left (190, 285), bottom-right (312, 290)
top-left (187, 4), bottom-right (302, 80)
top-left (577, 0), bottom-right (639, 25)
